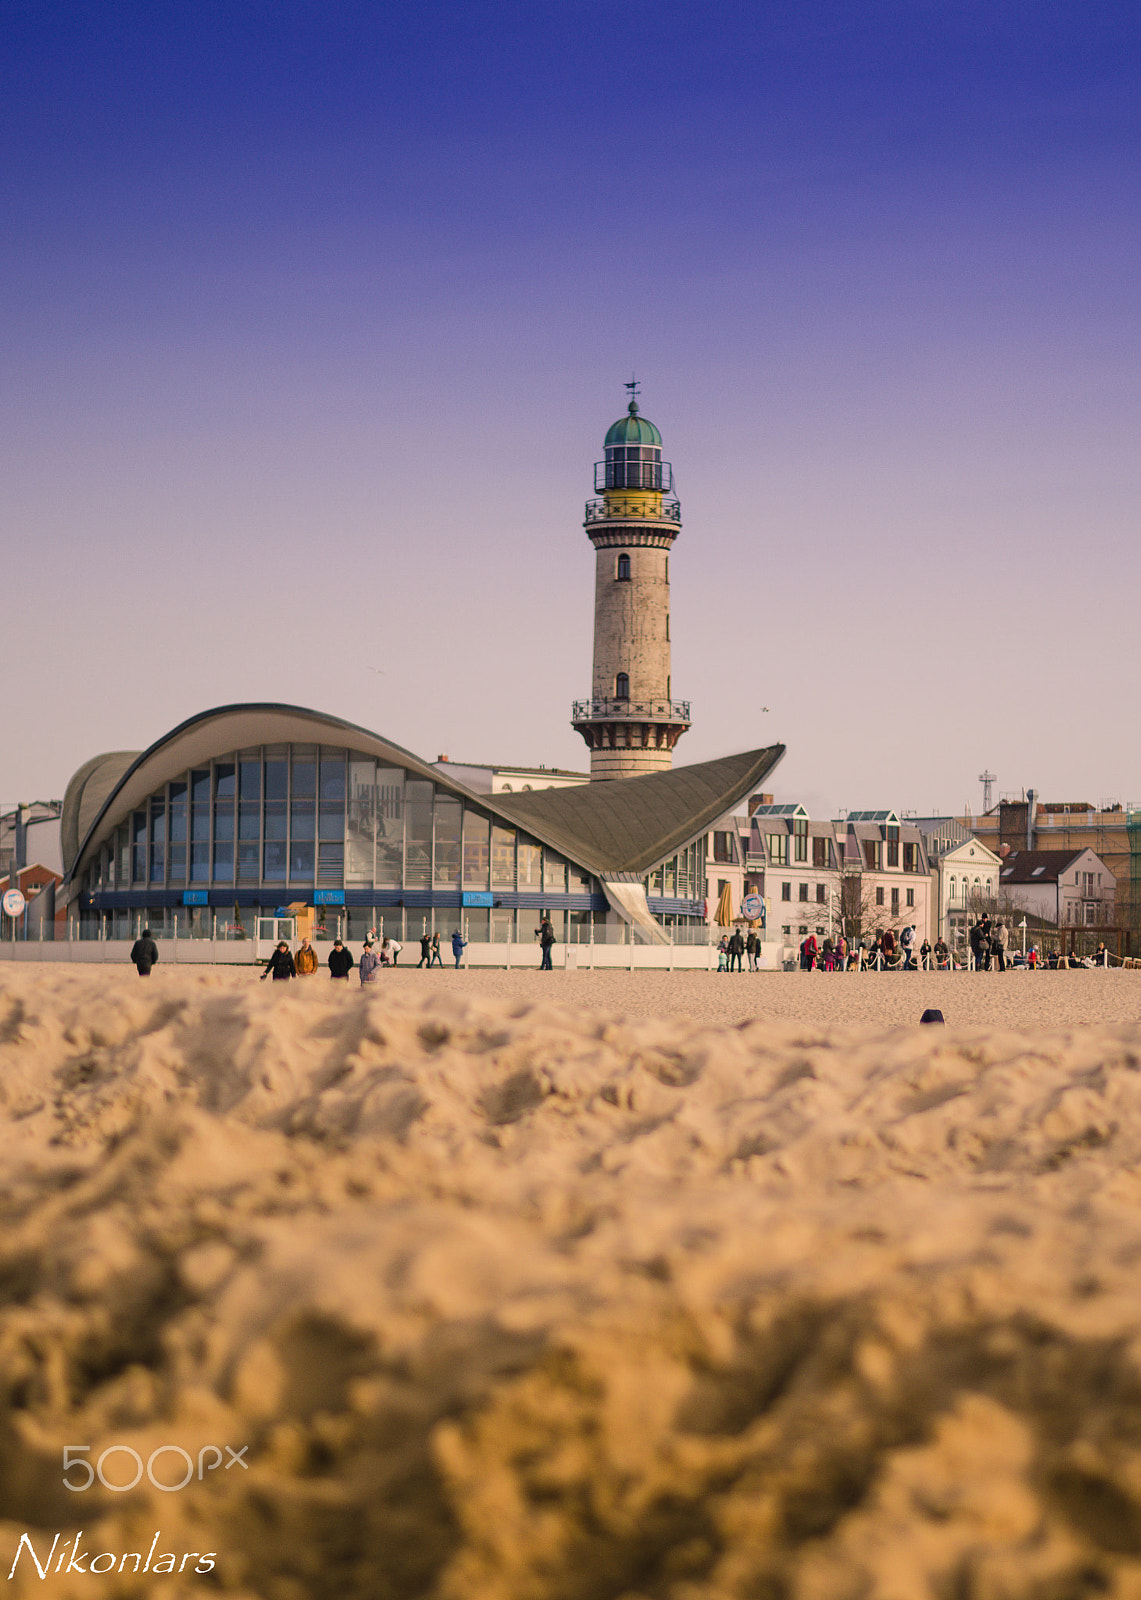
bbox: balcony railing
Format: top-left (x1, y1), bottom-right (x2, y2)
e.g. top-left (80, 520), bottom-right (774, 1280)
top-left (572, 698), bottom-right (691, 723)
top-left (594, 461), bottom-right (674, 494)
top-left (584, 497), bottom-right (681, 525)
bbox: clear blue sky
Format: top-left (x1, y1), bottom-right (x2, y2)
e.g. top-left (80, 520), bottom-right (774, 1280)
top-left (4, 1), bottom-right (1139, 818)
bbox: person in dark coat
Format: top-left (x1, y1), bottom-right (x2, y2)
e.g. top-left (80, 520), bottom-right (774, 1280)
top-left (130, 927), bottom-right (159, 976)
top-left (537, 917), bottom-right (555, 970)
top-left (261, 941), bottom-right (296, 981)
top-left (327, 939), bottom-right (354, 980)
top-left (418, 933), bottom-right (431, 967)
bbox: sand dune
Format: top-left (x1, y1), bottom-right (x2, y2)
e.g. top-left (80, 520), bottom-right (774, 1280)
top-left (2, 964), bottom-right (1141, 1597)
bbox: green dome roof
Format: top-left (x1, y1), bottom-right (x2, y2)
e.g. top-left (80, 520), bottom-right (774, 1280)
top-left (604, 402), bottom-right (662, 448)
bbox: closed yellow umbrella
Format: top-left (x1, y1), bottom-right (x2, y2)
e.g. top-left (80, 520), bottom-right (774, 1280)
top-left (714, 883), bottom-right (734, 927)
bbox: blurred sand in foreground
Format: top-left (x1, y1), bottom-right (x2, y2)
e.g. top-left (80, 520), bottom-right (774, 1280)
top-left (3, 963), bottom-right (1141, 1597)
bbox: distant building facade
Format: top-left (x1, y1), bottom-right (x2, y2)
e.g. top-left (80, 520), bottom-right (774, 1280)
top-left (922, 832), bottom-right (1002, 946)
top-left (998, 848), bottom-right (1116, 928)
top-left (738, 804), bottom-right (933, 945)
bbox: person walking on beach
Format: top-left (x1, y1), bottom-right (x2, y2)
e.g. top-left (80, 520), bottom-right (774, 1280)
top-left (418, 932), bottom-right (431, 967)
top-left (992, 921), bottom-right (1008, 973)
top-left (451, 928), bottom-right (467, 968)
top-left (130, 927), bottom-right (159, 976)
top-left (295, 936), bottom-right (318, 976)
top-left (261, 940), bottom-right (296, 981)
top-left (327, 939), bottom-right (353, 980)
top-left (359, 940), bottom-right (380, 985)
top-left (537, 916), bottom-right (555, 970)
top-left (727, 928), bottom-right (744, 972)
top-left (745, 929), bottom-right (758, 971)
top-left (429, 931), bottom-right (443, 967)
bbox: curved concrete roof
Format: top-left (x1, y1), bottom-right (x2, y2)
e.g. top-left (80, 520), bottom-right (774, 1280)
top-left (65, 702), bottom-right (785, 893)
top-left (65, 705), bottom-right (457, 888)
top-left (61, 751), bottom-right (140, 876)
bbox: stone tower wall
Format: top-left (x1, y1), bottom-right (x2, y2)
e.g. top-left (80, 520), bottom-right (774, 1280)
top-left (590, 543), bottom-right (671, 702)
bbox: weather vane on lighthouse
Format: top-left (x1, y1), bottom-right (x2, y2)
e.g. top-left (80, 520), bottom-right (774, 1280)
top-left (624, 374), bottom-right (640, 408)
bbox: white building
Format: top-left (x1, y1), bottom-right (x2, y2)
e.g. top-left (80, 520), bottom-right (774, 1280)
top-left (432, 760), bottom-right (588, 794)
top-left (927, 835), bottom-right (1002, 945)
top-left (998, 848), bottom-right (1116, 928)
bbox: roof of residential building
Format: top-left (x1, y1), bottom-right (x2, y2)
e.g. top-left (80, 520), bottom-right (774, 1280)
top-left (999, 849), bottom-right (1086, 884)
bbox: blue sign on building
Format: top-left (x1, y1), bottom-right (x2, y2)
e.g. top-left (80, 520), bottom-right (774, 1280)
top-left (462, 891), bottom-right (494, 908)
top-left (313, 890), bottom-right (346, 905)
top-left (182, 890), bottom-right (209, 906)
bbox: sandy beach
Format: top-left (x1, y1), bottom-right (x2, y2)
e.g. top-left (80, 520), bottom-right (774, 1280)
top-left (3, 962), bottom-right (1141, 1597)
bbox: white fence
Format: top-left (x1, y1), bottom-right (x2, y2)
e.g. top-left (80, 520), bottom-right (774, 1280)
top-left (0, 936), bottom-right (792, 972)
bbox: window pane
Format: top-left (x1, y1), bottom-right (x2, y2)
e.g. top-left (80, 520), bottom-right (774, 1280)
top-left (346, 758), bottom-right (376, 885)
top-left (264, 758), bottom-right (288, 802)
top-left (404, 780), bottom-right (433, 888)
top-left (491, 825), bottom-right (515, 889)
top-left (131, 812), bottom-right (147, 883)
top-left (317, 842), bottom-right (344, 883)
top-left (289, 837), bottom-right (315, 881)
top-left (319, 750), bottom-right (346, 803)
top-left (263, 799), bottom-right (286, 880)
top-left (169, 782), bottom-right (187, 842)
top-left (435, 798), bottom-right (461, 886)
top-left (462, 810), bottom-right (490, 889)
top-left (215, 762), bottom-right (236, 802)
top-left (518, 839), bottom-right (541, 889)
top-left (239, 758), bottom-right (261, 802)
top-left (376, 767), bottom-right (405, 886)
top-left (291, 753), bottom-right (317, 799)
top-left (544, 850), bottom-right (566, 893)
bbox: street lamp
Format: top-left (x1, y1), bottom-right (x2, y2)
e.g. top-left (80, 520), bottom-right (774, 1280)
top-left (1019, 917), bottom-right (1027, 958)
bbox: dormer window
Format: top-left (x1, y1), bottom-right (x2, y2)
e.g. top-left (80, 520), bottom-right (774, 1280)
top-left (616, 554), bottom-right (631, 581)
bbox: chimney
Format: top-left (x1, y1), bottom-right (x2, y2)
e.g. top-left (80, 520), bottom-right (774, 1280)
top-left (437, 754), bottom-right (449, 763)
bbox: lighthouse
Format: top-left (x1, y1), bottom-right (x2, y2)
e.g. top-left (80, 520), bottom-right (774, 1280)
top-left (571, 385), bottom-right (690, 780)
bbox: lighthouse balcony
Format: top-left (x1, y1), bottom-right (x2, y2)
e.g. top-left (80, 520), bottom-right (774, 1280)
top-left (572, 698), bottom-right (690, 725)
top-left (584, 496), bottom-right (681, 525)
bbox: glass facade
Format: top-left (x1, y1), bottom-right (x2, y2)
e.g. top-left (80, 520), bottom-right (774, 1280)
top-left (80, 742), bottom-right (638, 938)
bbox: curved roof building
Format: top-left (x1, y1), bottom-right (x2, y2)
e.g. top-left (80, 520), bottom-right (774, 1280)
top-left (63, 703), bottom-right (783, 944)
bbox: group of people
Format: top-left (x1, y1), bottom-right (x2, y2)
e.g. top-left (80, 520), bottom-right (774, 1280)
top-left (256, 921), bottom-right (555, 983)
top-left (966, 915), bottom-right (1009, 971)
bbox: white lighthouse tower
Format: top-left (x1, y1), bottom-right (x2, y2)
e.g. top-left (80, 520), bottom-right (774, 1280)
top-left (571, 385), bottom-right (690, 780)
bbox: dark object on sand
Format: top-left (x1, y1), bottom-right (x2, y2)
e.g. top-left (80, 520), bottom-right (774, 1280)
top-left (919, 1008), bottom-right (945, 1025)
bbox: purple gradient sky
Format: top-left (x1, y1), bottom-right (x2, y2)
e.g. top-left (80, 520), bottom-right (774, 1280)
top-left (4, 1), bottom-right (1140, 820)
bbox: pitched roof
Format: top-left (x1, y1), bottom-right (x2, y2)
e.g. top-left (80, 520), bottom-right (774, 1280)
top-left (490, 744), bottom-right (786, 876)
top-left (999, 849), bottom-right (1083, 884)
